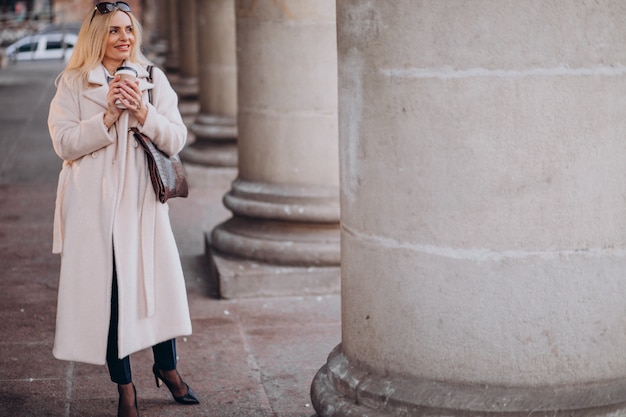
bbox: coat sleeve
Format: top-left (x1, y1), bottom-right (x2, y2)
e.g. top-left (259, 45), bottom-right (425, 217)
top-left (48, 75), bottom-right (115, 162)
top-left (138, 66), bottom-right (187, 157)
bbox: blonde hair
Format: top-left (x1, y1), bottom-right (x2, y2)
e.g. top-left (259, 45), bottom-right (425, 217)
top-left (59, 7), bottom-right (149, 87)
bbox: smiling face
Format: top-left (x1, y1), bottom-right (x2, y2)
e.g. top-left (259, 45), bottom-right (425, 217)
top-left (101, 11), bottom-right (134, 71)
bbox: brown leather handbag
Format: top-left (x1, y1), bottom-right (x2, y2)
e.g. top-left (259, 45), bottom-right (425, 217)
top-left (130, 65), bottom-right (188, 203)
top-left (130, 127), bottom-right (189, 203)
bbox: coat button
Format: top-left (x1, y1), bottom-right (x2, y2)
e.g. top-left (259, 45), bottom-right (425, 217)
top-left (133, 140), bottom-right (139, 148)
top-left (91, 152), bottom-right (98, 158)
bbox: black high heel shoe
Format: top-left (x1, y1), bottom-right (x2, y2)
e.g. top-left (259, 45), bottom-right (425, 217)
top-left (117, 383), bottom-right (140, 417)
top-left (152, 364), bottom-right (200, 405)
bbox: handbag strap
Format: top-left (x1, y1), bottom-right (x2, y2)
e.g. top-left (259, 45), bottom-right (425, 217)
top-left (147, 65), bottom-right (153, 104)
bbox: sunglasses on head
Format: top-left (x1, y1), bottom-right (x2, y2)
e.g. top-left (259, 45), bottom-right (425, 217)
top-left (90, 2), bottom-right (131, 23)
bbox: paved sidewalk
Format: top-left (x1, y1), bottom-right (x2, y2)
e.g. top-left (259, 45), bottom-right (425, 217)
top-left (0, 61), bottom-right (340, 417)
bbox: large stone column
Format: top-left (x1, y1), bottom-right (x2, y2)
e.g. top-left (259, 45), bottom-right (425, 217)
top-left (155, 0), bottom-right (169, 41)
top-left (173, 0), bottom-right (199, 98)
top-left (312, 1), bottom-right (626, 416)
top-left (148, 0), bottom-right (169, 62)
top-left (206, 0), bottom-right (339, 298)
top-left (184, 0), bottom-right (238, 167)
top-left (139, 0), bottom-right (156, 45)
top-left (164, 0), bottom-right (179, 73)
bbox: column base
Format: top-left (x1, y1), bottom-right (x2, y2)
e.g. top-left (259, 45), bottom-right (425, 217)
top-left (170, 75), bottom-right (199, 99)
top-left (178, 100), bottom-right (200, 139)
top-left (180, 141), bottom-right (237, 167)
top-left (164, 56), bottom-right (179, 74)
top-left (210, 216), bottom-right (340, 266)
top-left (224, 179), bottom-right (340, 223)
top-left (190, 114), bottom-right (237, 139)
top-left (205, 234), bottom-right (340, 299)
top-left (182, 114), bottom-right (238, 167)
top-left (311, 345), bottom-right (626, 417)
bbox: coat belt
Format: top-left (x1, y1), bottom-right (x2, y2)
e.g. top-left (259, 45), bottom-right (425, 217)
top-left (140, 190), bottom-right (157, 317)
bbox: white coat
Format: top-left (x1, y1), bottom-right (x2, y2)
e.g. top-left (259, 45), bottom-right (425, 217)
top-left (48, 62), bottom-right (192, 365)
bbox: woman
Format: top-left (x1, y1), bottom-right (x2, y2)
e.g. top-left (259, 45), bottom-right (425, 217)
top-left (48, 3), bottom-right (199, 416)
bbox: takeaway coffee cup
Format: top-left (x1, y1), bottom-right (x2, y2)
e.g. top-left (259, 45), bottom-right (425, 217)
top-left (114, 66), bottom-right (138, 109)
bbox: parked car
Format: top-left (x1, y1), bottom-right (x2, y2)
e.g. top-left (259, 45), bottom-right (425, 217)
top-left (5, 32), bottom-right (77, 62)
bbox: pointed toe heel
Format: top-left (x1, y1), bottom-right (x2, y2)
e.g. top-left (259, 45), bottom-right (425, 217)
top-left (152, 364), bottom-right (200, 405)
top-left (175, 385), bottom-right (200, 405)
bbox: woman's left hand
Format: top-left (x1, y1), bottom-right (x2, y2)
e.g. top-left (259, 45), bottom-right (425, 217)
top-left (118, 79), bottom-right (148, 125)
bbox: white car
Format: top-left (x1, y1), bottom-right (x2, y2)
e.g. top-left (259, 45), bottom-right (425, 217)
top-left (5, 32), bottom-right (77, 62)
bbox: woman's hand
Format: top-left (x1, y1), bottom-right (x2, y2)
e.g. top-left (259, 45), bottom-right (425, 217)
top-left (117, 78), bottom-right (148, 125)
top-left (104, 76), bottom-right (148, 128)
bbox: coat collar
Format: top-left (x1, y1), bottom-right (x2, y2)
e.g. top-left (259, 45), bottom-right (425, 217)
top-left (83, 62), bottom-right (154, 109)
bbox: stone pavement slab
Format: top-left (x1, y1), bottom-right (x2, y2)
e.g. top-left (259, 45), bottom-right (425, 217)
top-left (0, 61), bottom-right (340, 417)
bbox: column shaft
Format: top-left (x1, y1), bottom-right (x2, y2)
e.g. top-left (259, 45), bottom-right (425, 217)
top-left (185, 0), bottom-right (238, 168)
top-left (149, 0), bottom-right (169, 60)
top-left (173, 0), bottom-right (198, 98)
top-left (164, 0), bottom-right (179, 72)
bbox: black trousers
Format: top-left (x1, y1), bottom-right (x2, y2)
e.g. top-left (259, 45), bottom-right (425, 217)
top-left (106, 268), bottom-right (177, 385)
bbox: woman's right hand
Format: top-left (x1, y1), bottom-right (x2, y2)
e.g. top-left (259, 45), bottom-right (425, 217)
top-left (103, 75), bottom-right (124, 130)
